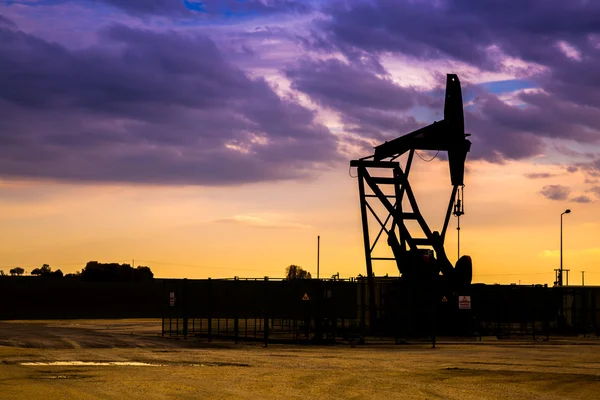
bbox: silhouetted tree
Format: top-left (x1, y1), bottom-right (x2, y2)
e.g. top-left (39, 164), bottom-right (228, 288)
top-left (64, 270), bottom-right (82, 279)
top-left (285, 265), bottom-right (312, 280)
top-left (30, 264), bottom-right (63, 278)
top-left (134, 266), bottom-right (154, 281)
top-left (9, 267), bottom-right (24, 276)
top-left (0, 270), bottom-right (4, 276)
top-left (82, 261), bottom-right (154, 282)
top-left (31, 264), bottom-right (52, 276)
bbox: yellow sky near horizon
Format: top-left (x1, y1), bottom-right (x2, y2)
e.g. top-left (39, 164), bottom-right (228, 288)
top-left (1, 156), bottom-right (598, 286)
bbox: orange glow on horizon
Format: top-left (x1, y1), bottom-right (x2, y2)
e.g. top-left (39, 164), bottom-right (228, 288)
top-left (0, 159), bottom-right (598, 285)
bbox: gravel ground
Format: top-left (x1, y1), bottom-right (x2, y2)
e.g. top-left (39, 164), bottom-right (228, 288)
top-left (0, 320), bottom-right (599, 399)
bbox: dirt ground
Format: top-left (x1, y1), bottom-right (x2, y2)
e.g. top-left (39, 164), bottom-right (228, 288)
top-left (0, 320), bottom-right (599, 399)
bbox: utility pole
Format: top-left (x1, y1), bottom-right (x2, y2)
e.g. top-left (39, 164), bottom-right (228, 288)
top-left (559, 209), bottom-right (571, 286)
top-left (582, 271), bottom-right (585, 286)
top-left (317, 236), bottom-right (320, 279)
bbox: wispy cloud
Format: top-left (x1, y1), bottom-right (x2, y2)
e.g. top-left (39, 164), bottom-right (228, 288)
top-left (570, 195), bottom-right (592, 203)
top-left (539, 248), bottom-right (600, 258)
top-left (215, 214), bottom-right (312, 229)
top-left (525, 172), bottom-right (555, 179)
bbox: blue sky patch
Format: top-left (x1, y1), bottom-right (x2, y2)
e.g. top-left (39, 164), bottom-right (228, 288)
top-left (478, 79), bottom-right (537, 94)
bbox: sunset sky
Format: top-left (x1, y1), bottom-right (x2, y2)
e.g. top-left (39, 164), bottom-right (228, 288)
top-left (0, 0), bottom-right (599, 285)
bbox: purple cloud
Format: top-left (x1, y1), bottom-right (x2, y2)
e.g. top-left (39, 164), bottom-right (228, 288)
top-left (315, 1), bottom-right (600, 69)
top-left (98, 0), bottom-right (194, 16)
top-left (284, 58), bottom-right (425, 143)
top-left (525, 172), bottom-right (555, 179)
top-left (540, 185), bottom-right (570, 201)
top-left (98, 0), bottom-right (312, 17)
top-left (570, 195), bottom-right (592, 203)
top-left (3, 0), bottom-right (600, 186)
top-left (566, 165), bottom-right (579, 173)
top-left (579, 159), bottom-right (600, 179)
top-left (0, 14), bottom-right (16, 28)
top-left (590, 186), bottom-right (600, 199)
top-left (0, 22), bottom-right (339, 185)
top-left (297, 1), bottom-right (600, 163)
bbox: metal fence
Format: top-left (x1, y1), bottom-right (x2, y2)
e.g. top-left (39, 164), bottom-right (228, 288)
top-left (161, 277), bottom-right (596, 344)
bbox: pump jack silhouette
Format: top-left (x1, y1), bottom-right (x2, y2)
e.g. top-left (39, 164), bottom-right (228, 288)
top-left (350, 74), bottom-right (473, 330)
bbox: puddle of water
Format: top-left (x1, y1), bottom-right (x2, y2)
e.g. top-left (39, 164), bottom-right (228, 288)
top-left (21, 361), bottom-right (162, 367)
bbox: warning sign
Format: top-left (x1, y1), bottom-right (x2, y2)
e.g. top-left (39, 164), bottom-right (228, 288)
top-left (302, 293), bottom-right (310, 301)
top-left (441, 296), bottom-right (448, 303)
top-left (458, 295), bottom-right (471, 310)
top-left (169, 292), bottom-right (175, 307)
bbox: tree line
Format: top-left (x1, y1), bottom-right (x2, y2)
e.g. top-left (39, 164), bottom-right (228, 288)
top-left (1, 262), bottom-right (154, 282)
top-left (2, 263), bottom-right (310, 280)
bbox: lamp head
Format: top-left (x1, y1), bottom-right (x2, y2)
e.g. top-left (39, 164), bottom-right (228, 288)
top-left (565, 209), bottom-right (571, 214)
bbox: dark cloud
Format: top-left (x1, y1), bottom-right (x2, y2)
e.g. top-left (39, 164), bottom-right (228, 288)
top-left (315, 1), bottom-right (600, 69)
top-left (283, 53), bottom-right (599, 164)
top-left (99, 0), bottom-right (312, 17)
top-left (525, 172), bottom-right (555, 179)
top-left (579, 159), bottom-right (600, 179)
top-left (286, 58), bottom-right (418, 112)
top-left (566, 165), bottom-right (579, 173)
top-left (284, 57), bottom-right (425, 144)
top-left (590, 186), bottom-right (600, 199)
top-left (283, 54), bottom-right (596, 162)
top-left (570, 195), bottom-right (592, 203)
top-left (0, 24), bottom-right (339, 185)
top-left (98, 0), bottom-right (193, 16)
top-left (299, 1), bottom-right (600, 163)
top-left (540, 185), bottom-right (570, 201)
top-left (0, 14), bottom-right (16, 29)
top-left (313, 1), bottom-right (498, 68)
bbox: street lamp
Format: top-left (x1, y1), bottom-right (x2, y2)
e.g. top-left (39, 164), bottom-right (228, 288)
top-left (560, 209), bottom-right (571, 286)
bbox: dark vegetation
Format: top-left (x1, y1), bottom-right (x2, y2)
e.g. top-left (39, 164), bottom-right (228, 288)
top-left (1, 262), bottom-right (154, 282)
top-left (285, 265), bottom-right (312, 279)
top-left (81, 261), bottom-right (154, 282)
top-left (31, 264), bottom-right (63, 278)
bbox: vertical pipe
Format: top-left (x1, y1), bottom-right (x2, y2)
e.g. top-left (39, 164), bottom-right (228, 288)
top-left (317, 235), bottom-right (320, 279)
top-left (234, 277), bottom-right (239, 344)
top-left (182, 278), bottom-right (188, 339)
top-left (582, 271), bottom-right (585, 286)
top-left (457, 214), bottom-right (461, 259)
top-left (208, 278), bottom-right (212, 342)
top-left (264, 276), bottom-right (269, 347)
top-left (161, 280), bottom-right (166, 337)
top-left (360, 277), bottom-right (366, 343)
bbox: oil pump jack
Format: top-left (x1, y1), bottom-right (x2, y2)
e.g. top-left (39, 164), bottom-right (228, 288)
top-left (350, 74), bottom-right (473, 329)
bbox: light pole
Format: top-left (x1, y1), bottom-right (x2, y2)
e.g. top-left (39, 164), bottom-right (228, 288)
top-left (560, 209), bottom-right (571, 286)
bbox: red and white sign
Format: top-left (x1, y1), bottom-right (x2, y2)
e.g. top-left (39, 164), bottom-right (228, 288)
top-left (458, 295), bottom-right (471, 310)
